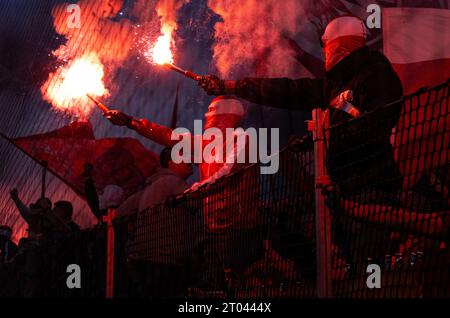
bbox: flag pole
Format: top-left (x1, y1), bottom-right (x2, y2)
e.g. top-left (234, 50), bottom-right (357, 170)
top-left (41, 161), bottom-right (48, 198)
top-left (1, 132), bottom-right (77, 232)
top-left (0, 132), bottom-right (85, 198)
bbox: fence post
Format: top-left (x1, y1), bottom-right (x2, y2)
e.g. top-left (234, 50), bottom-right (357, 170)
top-left (308, 109), bottom-right (333, 298)
top-left (103, 208), bottom-right (117, 298)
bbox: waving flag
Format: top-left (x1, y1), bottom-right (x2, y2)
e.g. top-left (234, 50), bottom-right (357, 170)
top-left (383, 8), bottom-right (450, 95)
top-left (5, 121), bottom-right (159, 206)
top-left (383, 8), bottom-right (450, 190)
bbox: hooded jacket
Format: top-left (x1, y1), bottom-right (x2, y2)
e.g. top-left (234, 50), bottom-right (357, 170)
top-left (233, 46), bottom-right (403, 193)
top-left (129, 118), bottom-right (258, 232)
top-left (129, 118), bottom-right (248, 182)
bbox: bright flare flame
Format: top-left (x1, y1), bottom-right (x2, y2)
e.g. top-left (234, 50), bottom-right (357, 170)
top-left (146, 32), bottom-right (174, 65)
top-left (41, 53), bottom-right (108, 118)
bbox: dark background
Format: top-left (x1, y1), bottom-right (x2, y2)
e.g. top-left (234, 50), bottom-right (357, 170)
top-left (0, 0), bottom-right (448, 239)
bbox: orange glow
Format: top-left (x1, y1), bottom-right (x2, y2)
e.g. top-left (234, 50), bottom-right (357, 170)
top-left (146, 32), bottom-right (174, 65)
top-left (41, 53), bottom-right (108, 117)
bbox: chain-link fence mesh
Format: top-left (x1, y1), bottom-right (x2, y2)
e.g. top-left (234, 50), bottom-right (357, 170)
top-left (0, 227), bottom-right (106, 297)
top-left (1, 80), bottom-right (448, 298)
top-left (114, 144), bottom-right (316, 298)
top-left (326, 79), bottom-right (449, 297)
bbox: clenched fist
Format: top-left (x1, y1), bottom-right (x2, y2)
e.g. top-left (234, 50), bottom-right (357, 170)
top-left (105, 110), bottom-right (133, 127)
top-left (198, 75), bottom-right (226, 96)
top-left (10, 188), bottom-right (18, 200)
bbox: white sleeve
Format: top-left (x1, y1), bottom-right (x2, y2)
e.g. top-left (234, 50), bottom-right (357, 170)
top-left (189, 131), bottom-right (247, 190)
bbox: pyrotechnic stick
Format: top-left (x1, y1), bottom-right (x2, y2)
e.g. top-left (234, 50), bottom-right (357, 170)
top-left (164, 63), bottom-right (201, 81)
top-left (87, 94), bottom-right (110, 113)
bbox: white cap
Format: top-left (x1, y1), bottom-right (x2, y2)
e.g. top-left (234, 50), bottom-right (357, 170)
top-left (206, 96), bottom-right (245, 118)
top-left (99, 184), bottom-right (124, 209)
top-left (322, 16), bottom-right (367, 43)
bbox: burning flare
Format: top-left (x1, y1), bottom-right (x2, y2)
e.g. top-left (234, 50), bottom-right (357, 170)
top-left (145, 31), bottom-right (174, 66)
top-left (141, 0), bottom-right (200, 81)
top-left (150, 33), bottom-right (174, 65)
top-left (41, 53), bottom-right (108, 117)
top-left (145, 0), bottom-right (187, 65)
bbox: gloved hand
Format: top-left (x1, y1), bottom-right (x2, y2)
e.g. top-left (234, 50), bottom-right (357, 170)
top-left (288, 135), bottom-right (313, 152)
top-left (198, 75), bottom-right (226, 96)
top-left (105, 110), bottom-right (133, 127)
top-left (10, 188), bottom-right (18, 200)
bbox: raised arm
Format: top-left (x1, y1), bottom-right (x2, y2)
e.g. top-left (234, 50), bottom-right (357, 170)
top-left (105, 110), bottom-right (182, 148)
top-left (82, 164), bottom-right (104, 221)
top-left (198, 76), bottom-right (324, 111)
top-left (129, 118), bottom-right (180, 148)
top-left (10, 188), bottom-right (32, 223)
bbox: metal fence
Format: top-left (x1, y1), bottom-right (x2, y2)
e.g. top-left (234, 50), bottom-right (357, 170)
top-left (326, 79), bottom-right (449, 297)
top-left (1, 80), bottom-right (449, 298)
top-left (113, 144), bottom-right (317, 298)
top-left (0, 228), bottom-right (106, 297)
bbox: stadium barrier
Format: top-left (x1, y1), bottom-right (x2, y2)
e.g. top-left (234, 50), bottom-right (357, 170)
top-left (1, 80), bottom-right (448, 298)
top-left (326, 79), bottom-right (449, 297)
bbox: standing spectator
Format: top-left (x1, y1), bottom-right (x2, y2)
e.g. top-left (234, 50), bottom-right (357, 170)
top-left (105, 97), bottom-right (262, 295)
top-left (52, 201), bottom-right (80, 233)
top-left (10, 189), bottom-right (79, 241)
top-left (0, 225), bottom-right (18, 296)
top-left (0, 225), bottom-right (17, 266)
top-left (104, 96), bottom-right (258, 231)
top-left (198, 16), bottom-right (403, 194)
top-left (117, 147), bottom-right (191, 217)
top-left (118, 148), bottom-right (193, 297)
top-left (10, 189), bottom-right (52, 241)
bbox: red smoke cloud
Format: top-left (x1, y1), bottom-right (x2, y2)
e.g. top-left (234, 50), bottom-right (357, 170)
top-left (156, 0), bottom-right (189, 36)
top-left (41, 0), bottom-right (192, 117)
top-left (51, 0), bottom-right (134, 64)
top-left (208, 0), bottom-right (306, 78)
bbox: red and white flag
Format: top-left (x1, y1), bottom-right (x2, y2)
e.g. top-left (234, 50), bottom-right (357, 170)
top-left (383, 7), bottom-right (450, 95)
top-left (10, 121), bottom-right (160, 206)
top-left (384, 8), bottom-right (450, 190)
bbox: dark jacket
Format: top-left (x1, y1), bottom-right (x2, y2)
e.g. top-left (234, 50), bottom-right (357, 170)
top-left (234, 46), bottom-right (403, 193)
top-left (85, 176), bottom-right (104, 221)
top-left (0, 239), bottom-right (18, 265)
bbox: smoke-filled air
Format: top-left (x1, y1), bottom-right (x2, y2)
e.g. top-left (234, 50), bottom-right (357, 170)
top-left (207, 0), bottom-right (306, 78)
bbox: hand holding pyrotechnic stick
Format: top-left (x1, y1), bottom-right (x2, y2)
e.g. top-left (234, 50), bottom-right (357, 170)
top-left (87, 94), bottom-right (131, 126)
top-left (197, 75), bottom-right (230, 96)
top-left (162, 62), bottom-right (230, 97)
top-left (163, 63), bottom-right (201, 81)
top-left (161, 63), bottom-right (229, 96)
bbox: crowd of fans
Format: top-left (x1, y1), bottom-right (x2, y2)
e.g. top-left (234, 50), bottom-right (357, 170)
top-left (0, 142), bottom-right (195, 297)
top-left (1, 133), bottom-right (447, 297)
top-left (0, 16), bottom-right (448, 297)
top-left (0, 192), bottom-right (80, 296)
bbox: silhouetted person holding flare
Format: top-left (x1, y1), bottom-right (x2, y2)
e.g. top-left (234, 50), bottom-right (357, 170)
top-left (198, 16), bottom-right (404, 194)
